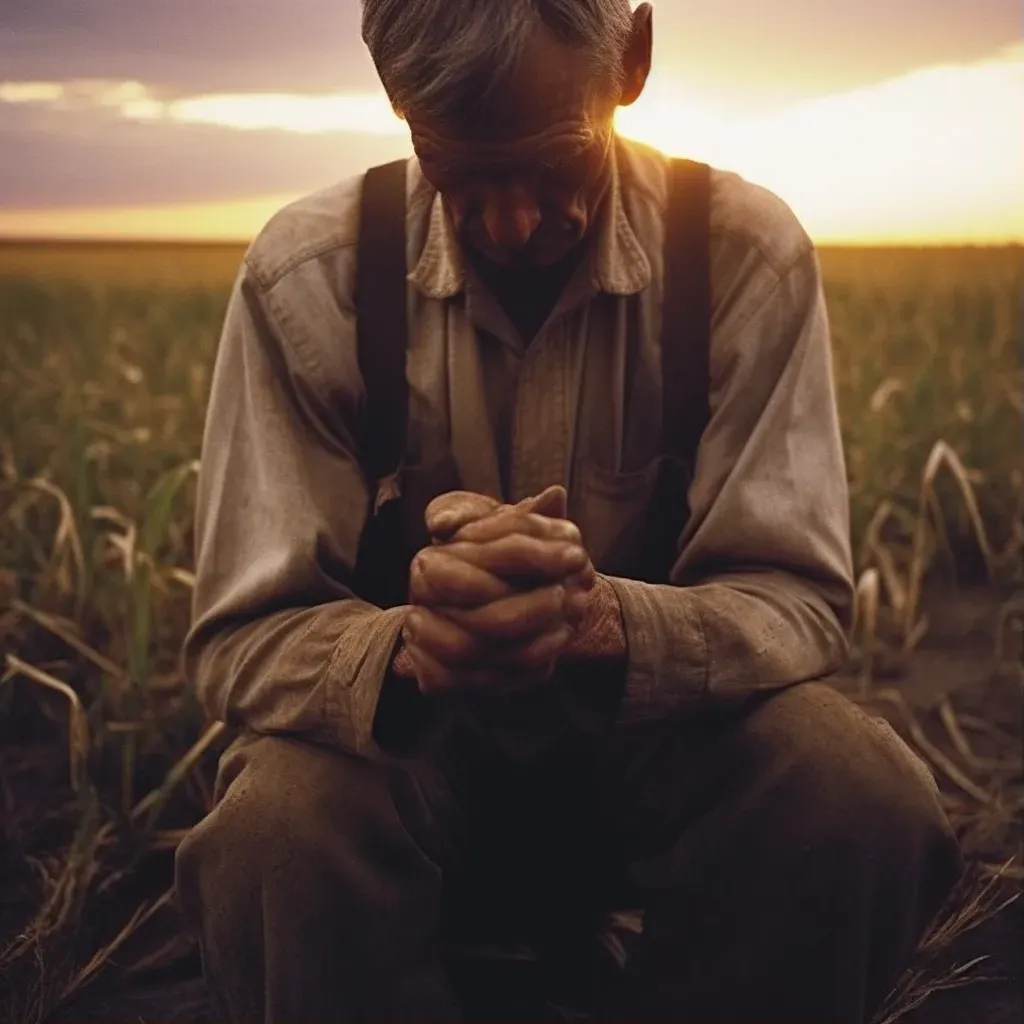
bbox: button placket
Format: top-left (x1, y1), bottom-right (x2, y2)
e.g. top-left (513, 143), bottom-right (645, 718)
top-left (447, 304), bottom-right (504, 501)
top-left (509, 323), bottom-right (570, 503)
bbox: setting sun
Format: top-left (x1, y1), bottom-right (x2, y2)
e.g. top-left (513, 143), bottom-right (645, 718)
top-left (616, 46), bottom-right (1023, 244)
top-left (0, 43), bottom-right (1020, 244)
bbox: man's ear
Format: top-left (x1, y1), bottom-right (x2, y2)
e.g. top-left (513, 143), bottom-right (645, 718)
top-left (619, 2), bottom-right (653, 108)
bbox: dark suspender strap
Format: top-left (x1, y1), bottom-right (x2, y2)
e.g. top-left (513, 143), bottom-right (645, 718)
top-left (631, 158), bottom-right (711, 584)
top-left (353, 160), bottom-right (446, 746)
top-left (661, 158), bottom-right (712, 463)
top-left (353, 160), bottom-right (411, 610)
top-left (354, 159), bottom-right (410, 483)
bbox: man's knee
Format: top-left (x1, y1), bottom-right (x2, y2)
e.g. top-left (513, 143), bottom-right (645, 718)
top-left (175, 734), bottom-right (439, 930)
top-left (748, 683), bottom-right (962, 881)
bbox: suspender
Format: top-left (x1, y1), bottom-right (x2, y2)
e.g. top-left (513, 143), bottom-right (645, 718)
top-left (632, 158), bottom-right (712, 582)
top-left (351, 159), bottom-right (412, 609)
top-left (353, 159), bottom-right (411, 485)
top-left (353, 157), bottom-right (712, 603)
top-left (661, 158), bottom-right (711, 465)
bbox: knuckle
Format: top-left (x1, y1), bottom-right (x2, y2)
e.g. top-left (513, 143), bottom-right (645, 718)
top-left (412, 547), bottom-right (434, 572)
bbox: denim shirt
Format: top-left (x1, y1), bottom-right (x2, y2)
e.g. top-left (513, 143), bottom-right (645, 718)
top-left (185, 136), bottom-right (854, 758)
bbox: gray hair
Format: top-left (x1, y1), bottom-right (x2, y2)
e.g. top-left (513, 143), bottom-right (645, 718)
top-left (361, 0), bottom-right (635, 122)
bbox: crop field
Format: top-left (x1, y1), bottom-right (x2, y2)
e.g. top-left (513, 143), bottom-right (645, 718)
top-left (0, 240), bottom-right (1021, 1022)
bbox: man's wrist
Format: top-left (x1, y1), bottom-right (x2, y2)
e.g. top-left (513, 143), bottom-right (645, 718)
top-left (391, 627), bottom-right (417, 679)
top-left (563, 574), bottom-right (627, 663)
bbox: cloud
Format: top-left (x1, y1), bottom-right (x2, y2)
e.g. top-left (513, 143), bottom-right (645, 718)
top-left (0, 79), bottom-right (410, 210)
top-left (0, 115), bottom-right (409, 208)
top-left (0, 79), bottom-right (166, 120)
top-left (0, 0), bottom-right (373, 94)
top-left (2, 0), bottom-right (1019, 101)
top-left (649, 0), bottom-right (1022, 103)
top-left (0, 44), bottom-right (1021, 243)
top-left (170, 92), bottom-right (405, 136)
top-left (0, 81), bottom-right (65, 103)
top-left (0, 77), bottom-right (407, 136)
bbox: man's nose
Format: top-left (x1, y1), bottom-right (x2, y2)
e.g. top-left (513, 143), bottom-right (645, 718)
top-left (481, 187), bottom-right (541, 251)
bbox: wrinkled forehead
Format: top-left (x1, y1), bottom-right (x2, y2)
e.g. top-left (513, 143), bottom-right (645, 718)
top-left (410, 119), bottom-right (603, 178)
top-left (406, 28), bottom-right (609, 159)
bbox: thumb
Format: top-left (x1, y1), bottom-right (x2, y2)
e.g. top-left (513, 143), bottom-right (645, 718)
top-left (515, 484), bottom-right (567, 520)
top-left (425, 490), bottom-right (504, 543)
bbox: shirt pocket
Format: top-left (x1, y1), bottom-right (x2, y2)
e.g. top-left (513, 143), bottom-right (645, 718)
top-left (570, 455), bottom-right (660, 576)
top-left (571, 454), bottom-right (693, 580)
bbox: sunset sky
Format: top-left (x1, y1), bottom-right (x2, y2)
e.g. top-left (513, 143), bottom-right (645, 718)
top-left (0, 0), bottom-right (1020, 245)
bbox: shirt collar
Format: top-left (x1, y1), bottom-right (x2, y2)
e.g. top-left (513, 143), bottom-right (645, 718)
top-left (408, 136), bottom-right (652, 300)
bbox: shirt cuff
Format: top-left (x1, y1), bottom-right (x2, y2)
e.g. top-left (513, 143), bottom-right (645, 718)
top-left (326, 603), bottom-right (409, 756)
top-left (605, 575), bottom-right (709, 721)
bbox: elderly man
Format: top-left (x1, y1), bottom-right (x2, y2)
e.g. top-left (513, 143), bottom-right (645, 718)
top-left (175, 1), bottom-right (962, 1021)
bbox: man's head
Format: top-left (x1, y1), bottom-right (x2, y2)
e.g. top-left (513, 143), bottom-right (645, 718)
top-left (362, 0), bottom-right (654, 269)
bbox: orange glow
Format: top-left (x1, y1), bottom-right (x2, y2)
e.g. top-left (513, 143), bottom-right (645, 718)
top-left (170, 91), bottom-right (405, 136)
top-left (0, 196), bottom-right (301, 242)
top-left (0, 45), bottom-right (1019, 245)
top-left (615, 46), bottom-right (1023, 245)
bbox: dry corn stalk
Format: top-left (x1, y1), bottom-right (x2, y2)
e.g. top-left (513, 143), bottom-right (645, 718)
top-left (904, 441), bottom-right (993, 650)
top-left (854, 567), bottom-right (880, 692)
top-left (2, 654), bottom-right (90, 793)
top-left (27, 477), bottom-right (85, 600)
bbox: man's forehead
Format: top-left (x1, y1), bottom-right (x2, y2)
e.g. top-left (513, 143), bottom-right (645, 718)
top-left (411, 119), bottom-right (598, 173)
top-left (408, 26), bottom-right (602, 146)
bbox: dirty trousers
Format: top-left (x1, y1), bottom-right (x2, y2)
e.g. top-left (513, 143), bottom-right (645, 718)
top-left (175, 681), bottom-right (963, 1023)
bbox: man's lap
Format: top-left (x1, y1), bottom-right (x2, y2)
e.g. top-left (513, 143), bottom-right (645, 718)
top-left (178, 678), bottom-right (961, 1020)
top-left (203, 677), bottom-right (945, 936)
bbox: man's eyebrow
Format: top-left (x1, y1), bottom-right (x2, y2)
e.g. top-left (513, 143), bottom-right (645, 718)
top-left (412, 121), bottom-right (596, 166)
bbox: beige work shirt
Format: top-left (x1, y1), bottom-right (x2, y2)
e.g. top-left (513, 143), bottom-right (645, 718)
top-left (186, 136), bottom-right (854, 758)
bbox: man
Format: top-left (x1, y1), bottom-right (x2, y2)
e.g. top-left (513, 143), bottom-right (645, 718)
top-left (175, 1), bottom-right (963, 1021)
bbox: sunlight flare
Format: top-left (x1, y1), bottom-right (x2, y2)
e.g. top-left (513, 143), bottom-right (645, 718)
top-left (616, 45), bottom-right (1024, 243)
top-left (1, 44), bottom-right (1020, 243)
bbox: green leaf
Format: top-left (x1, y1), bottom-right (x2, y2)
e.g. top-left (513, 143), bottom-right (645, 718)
top-left (141, 459), bottom-right (199, 555)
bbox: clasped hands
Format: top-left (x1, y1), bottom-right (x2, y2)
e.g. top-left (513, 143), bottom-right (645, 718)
top-left (393, 484), bottom-right (617, 697)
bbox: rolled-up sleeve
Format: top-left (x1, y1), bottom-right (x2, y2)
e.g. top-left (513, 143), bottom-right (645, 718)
top-left (185, 260), bottom-right (406, 757)
top-left (608, 242), bottom-right (854, 720)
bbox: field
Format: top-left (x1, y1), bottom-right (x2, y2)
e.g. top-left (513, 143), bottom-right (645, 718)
top-left (0, 241), bottom-right (1021, 1023)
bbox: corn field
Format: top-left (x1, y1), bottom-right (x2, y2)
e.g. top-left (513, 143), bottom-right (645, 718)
top-left (0, 241), bottom-right (1021, 1022)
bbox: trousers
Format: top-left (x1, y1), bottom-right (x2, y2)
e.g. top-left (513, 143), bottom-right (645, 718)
top-left (175, 680), bottom-right (963, 1023)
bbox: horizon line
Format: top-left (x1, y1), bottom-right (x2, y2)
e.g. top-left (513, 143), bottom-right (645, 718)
top-left (1, 235), bottom-right (1022, 251)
